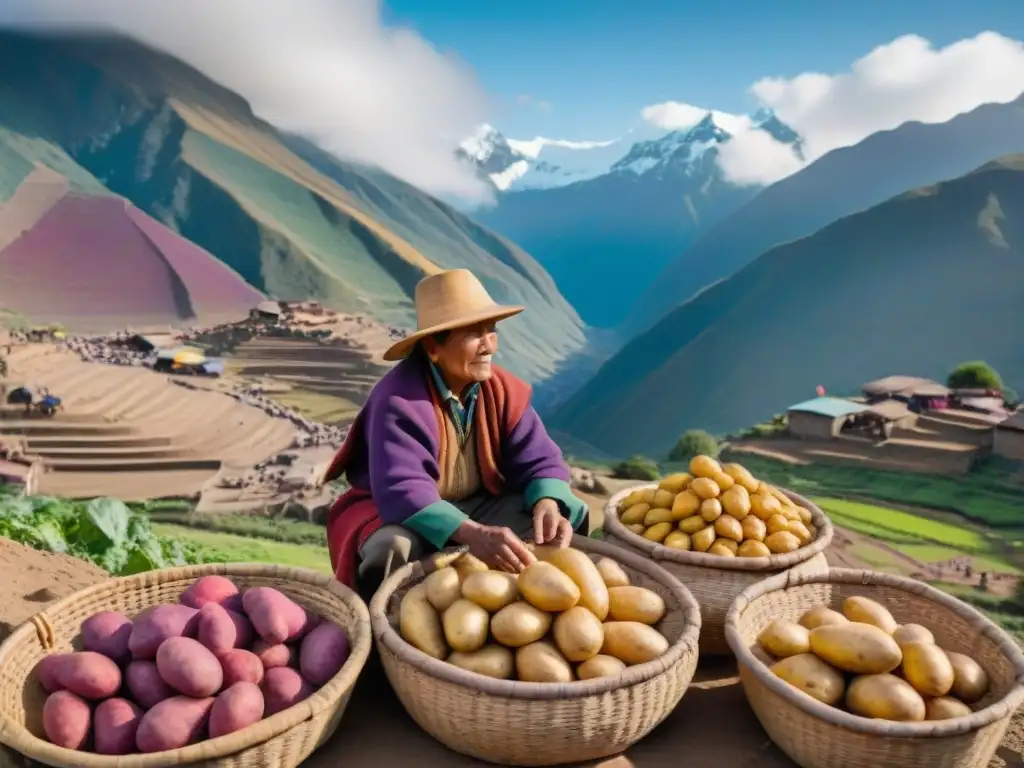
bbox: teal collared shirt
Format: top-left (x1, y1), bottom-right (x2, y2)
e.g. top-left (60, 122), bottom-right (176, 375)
top-left (427, 359), bottom-right (479, 441)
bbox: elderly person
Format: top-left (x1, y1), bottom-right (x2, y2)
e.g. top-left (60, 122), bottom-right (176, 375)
top-left (323, 269), bottom-right (588, 595)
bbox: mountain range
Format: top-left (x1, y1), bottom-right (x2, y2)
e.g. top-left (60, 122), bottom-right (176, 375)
top-left (549, 154), bottom-right (1024, 456)
top-left (0, 31), bottom-right (585, 382)
top-left (465, 112), bottom-right (800, 328)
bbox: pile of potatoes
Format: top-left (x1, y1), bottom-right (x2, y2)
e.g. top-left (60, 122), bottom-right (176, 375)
top-left (758, 594), bottom-right (990, 722)
top-left (399, 548), bottom-right (672, 683)
top-left (35, 576), bottom-right (351, 754)
top-left (618, 455), bottom-right (817, 557)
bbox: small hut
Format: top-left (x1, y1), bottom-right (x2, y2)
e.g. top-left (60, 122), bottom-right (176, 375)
top-left (787, 397), bottom-right (868, 439)
top-left (861, 376), bottom-right (950, 412)
top-left (250, 301), bottom-right (283, 324)
top-left (994, 411), bottom-right (1024, 460)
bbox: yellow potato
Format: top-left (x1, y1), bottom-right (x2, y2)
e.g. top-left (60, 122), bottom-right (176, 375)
top-left (765, 484), bottom-right (792, 506)
top-left (788, 521), bottom-right (813, 545)
top-left (809, 623), bottom-right (903, 674)
top-left (490, 602), bottom-right (552, 647)
top-left (689, 477), bottom-right (721, 500)
top-left (601, 621), bottom-right (669, 665)
top-left (901, 642), bottom-right (954, 697)
top-left (447, 644), bottom-right (515, 679)
top-left (758, 619), bottom-right (811, 658)
top-left (671, 490), bottom-right (702, 519)
top-left (442, 599), bottom-right (490, 653)
top-left (722, 462), bottom-right (759, 493)
top-left (700, 498), bottom-right (723, 522)
top-left (689, 454), bottom-right (723, 478)
top-left (452, 553), bottom-right (490, 582)
top-left (766, 514), bottom-right (790, 536)
top-left (607, 586), bottom-right (666, 625)
top-left (781, 506), bottom-right (802, 522)
top-left (740, 515), bottom-right (767, 542)
top-left (620, 502), bottom-right (651, 526)
top-left (626, 524), bottom-right (646, 535)
top-left (461, 571), bottom-right (519, 613)
top-left (423, 567), bottom-right (462, 612)
top-left (519, 562), bottom-right (580, 612)
top-left (652, 489), bottom-right (676, 510)
top-left (925, 695), bottom-right (973, 720)
top-left (644, 507), bottom-right (675, 526)
top-left (708, 541), bottom-right (736, 557)
top-left (765, 531), bottom-right (801, 554)
top-left (892, 624), bottom-right (935, 647)
top-left (714, 514), bottom-right (743, 542)
top-left (799, 607), bottom-right (849, 630)
top-left (691, 525), bottom-right (716, 552)
top-left (516, 641), bottom-right (574, 683)
top-left (947, 652), bottom-right (990, 704)
top-left (399, 584), bottom-right (448, 659)
top-left (553, 606), bottom-right (605, 662)
top-left (771, 653), bottom-right (845, 706)
top-left (711, 471), bottom-right (735, 491)
top-left (720, 485), bottom-right (751, 520)
top-left (750, 493), bottom-right (782, 521)
top-left (664, 531), bottom-right (692, 550)
top-left (796, 506), bottom-right (813, 524)
top-left (843, 596), bottom-right (898, 634)
top-left (576, 654), bottom-right (627, 680)
top-left (658, 472), bottom-right (692, 494)
top-left (715, 538), bottom-right (738, 554)
top-left (546, 548), bottom-right (610, 621)
top-left (737, 540), bottom-right (771, 557)
top-left (644, 522), bottom-right (674, 543)
top-left (619, 489), bottom-right (648, 509)
top-left (595, 557), bottom-right (630, 588)
top-left (679, 516), bottom-right (706, 535)
top-left (640, 488), bottom-right (657, 504)
top-left (846, 674), bottom-right (926, 721)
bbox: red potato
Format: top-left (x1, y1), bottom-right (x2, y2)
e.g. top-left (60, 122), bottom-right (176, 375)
top-left (135, 695), bottom-right (214, 753)
top-left (197, 603), bottom-right (253, 655)
top-left (242, 587), bottom-right (310, 644)
top-left (43, 690), bottom-right (91, 749)
top-left (209, 682), bottom-right (265, 738)
top-left (36, 653), bottom-right (68, 693)
top-left (261, 667), bottom-right (314, 717)
top-left (156, 637), bottom-right (223, 698)
top-left (129, 604), bottom-right (199, 659)
top-left (219, 649), bottom-right (264, 687)
top-left (180, 576), bottom-right (242, 612)
top-left (299, 622), bottom-right (350, 686)
top-left (126, 660), bottom-right (175, 709)
top-left (251, 639), bottom-right (295, 670)
top-left (81, 611), bottom-right (133, 663)
top-left (94, 698), bottom-right (143, 755)
top-left (56, 651), bottom-right (122, 700)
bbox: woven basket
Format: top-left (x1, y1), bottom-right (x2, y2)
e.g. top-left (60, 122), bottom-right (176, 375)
top-left (0, 563), bottom-right (372, 768)
top-left (369, 534), bottom-right (701, 766)
top-left (725, 567), bottom-right (1024, 768)
top-left (603, 483), bottom-right (832, 655)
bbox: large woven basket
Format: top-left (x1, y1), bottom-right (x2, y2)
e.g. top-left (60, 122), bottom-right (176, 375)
top-left (604, 483), bottom-right (832, 655)
top-left (725, 567), bottom-right (1024, 768)
top-left (0, 563), bottom-right (372, 768)
top-left (369, 534), bottom-right (701, 766)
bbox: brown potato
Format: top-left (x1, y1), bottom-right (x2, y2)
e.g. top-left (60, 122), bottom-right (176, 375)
top-left (608, 587), bottom-right (666, 625)
top-left (577, 654), bottom-right (627, 680)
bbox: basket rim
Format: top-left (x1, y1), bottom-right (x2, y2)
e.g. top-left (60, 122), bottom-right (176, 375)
top-left (724, 566), bottom-right (1024, 738)
top-left (0, 562), bottom-right (372, 768)
top-left (369, 533), bottom-right (702, 700)
top-left (604, 482), bottom-right (834, 570)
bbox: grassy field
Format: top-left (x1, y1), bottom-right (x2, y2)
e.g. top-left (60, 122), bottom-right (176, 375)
top-left (152, 523), bottom-right (332, 574)
top-left (272, 389), bottom-right (360, 425)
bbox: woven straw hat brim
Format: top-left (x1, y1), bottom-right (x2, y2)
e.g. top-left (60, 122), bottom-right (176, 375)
top-left (382, 304), bottom-right (524, 361)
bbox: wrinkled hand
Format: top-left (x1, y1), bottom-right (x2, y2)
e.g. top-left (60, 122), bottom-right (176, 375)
top-left (455, 521), bottom-right (536, 573)
top-left (532, 498), bottom-right (573, 548)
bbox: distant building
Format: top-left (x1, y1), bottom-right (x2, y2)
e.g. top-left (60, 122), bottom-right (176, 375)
top-left (250, 301), bottom-right (283, 324)
top-left (861, 376), bottom-right (950, 412)
top-left (994, 411), bottom-right (1024, 460)
top-left (787, 397), bottom-right (869, 439)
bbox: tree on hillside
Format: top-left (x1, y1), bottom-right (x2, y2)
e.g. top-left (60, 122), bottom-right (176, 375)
top-left (947, 361), bottom-right (1004, 391)
top-left (668, 430), bottom-right (720, 463)
top-left (612, 455), bottom-right (660, 481)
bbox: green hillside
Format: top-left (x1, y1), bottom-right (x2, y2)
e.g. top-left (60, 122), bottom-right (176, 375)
top-left (551, 155), bottom-right (1024, 455)
top-left (0, 32), bottom-right (585, 381)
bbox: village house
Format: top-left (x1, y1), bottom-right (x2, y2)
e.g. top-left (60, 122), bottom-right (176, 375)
top-left (250, 301), bottom-right (283, 325)
top-left (787, 396), bottom-right (915, 441)
top-left (861, 376), bottom-right (950, 412)
top-left (994, 411), bottom-right (1024, 460)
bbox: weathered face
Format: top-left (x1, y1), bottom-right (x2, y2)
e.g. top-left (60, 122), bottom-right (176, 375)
top-left (425, 321), bottom-right (498, 389)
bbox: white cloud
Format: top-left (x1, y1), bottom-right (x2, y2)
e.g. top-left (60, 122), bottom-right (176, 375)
top-left (0, 0), bottom-right (494, 203)
top-left (642, 32), bottom-right (1024, 187)
top-left (641, 102), bottom-right (752, 136)
top-left (515, 93), bottom-right (553, 112)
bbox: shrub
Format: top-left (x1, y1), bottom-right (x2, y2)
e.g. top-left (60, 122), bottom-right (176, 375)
top-left (612, 455), bottom-right (660, 481)
top-left (668, 430), bottom-right (720, 463)
top-left (947, 361), bottom-right (1003, 391)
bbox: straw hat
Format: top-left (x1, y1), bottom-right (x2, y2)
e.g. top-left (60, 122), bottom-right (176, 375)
top-left (383, 269), bottom-right (524, 361)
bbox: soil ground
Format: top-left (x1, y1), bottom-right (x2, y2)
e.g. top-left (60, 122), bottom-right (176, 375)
top-left (0, 537), bottom-right (1022, 768)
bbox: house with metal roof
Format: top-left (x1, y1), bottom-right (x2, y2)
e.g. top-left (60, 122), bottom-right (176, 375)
top-left (787, 397), bottom-right (868, 439)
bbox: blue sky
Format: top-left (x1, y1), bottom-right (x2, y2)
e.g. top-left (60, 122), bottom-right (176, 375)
top-left (384, 0), bottom-right (1024, 140)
